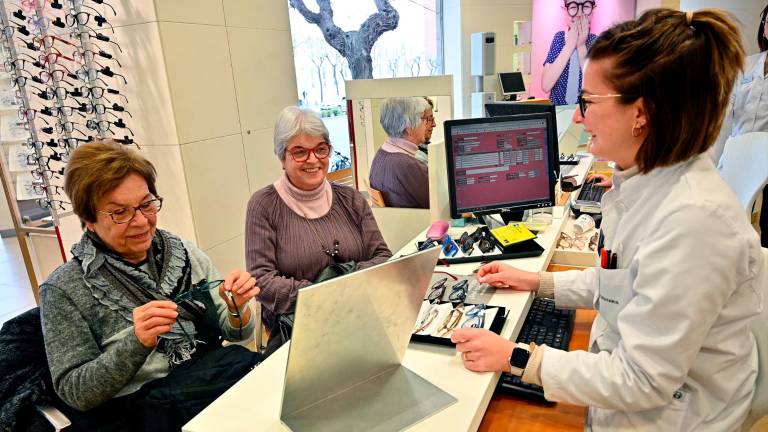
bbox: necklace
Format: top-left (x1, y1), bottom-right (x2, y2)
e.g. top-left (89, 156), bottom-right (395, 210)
top-left (301, 216), bottom-right (340, 262)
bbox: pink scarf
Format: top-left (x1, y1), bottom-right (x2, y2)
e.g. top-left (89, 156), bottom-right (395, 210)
top-left (381, 137), bottom-right (419, 157)
top-left (273, 172), bottom-right (333, 219)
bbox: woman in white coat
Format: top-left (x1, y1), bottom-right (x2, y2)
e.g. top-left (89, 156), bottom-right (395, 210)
top-left (451, 9), bottom-right (764, 431)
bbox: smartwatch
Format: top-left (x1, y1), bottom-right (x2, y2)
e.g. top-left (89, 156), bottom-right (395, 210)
top-left (508, 342), bottom-right (531, 376)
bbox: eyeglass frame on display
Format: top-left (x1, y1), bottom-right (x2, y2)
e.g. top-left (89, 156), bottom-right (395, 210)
top-left (461, 304), bottom-right (486, 329)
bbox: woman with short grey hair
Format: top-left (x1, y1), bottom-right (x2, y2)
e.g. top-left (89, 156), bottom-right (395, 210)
top-left (245, 106), bottom-right (392, 347)
top-left (272, 106), bottom-right (330, 159)
top-left (369, 97), bottom-right (434, 208)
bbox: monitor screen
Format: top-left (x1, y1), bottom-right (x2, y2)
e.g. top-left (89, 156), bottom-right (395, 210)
top-left (444, 113), bottom-right (556, 218)
top-left (485, 101), bottom-right (560, 176)
top-left (498, 72), bottom-right (525, 95)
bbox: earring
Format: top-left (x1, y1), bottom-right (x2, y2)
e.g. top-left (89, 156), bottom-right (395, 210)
top-left (631, 122), bottom-right (644, 137)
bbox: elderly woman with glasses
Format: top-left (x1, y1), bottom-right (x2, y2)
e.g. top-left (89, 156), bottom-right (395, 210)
top-left (39, 140), bottom-right (260, 430)
top-left (245, 106), bottom-right (392, 336)
top-left (368, 97), bottom-right (434, 208)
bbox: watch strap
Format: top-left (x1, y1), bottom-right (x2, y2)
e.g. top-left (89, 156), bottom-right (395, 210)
top-left (508, 342), bottom-right (531, 376)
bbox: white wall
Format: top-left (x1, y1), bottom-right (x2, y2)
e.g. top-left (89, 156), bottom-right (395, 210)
top-left (680, 0), bottom-right (765, 55)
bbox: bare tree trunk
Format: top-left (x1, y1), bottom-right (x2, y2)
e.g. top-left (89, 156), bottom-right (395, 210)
top-left (289, 0), bottom-right (399, 80)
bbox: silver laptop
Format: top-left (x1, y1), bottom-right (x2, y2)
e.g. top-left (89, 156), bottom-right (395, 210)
top-left (279, 248), bottom-right (456, 432)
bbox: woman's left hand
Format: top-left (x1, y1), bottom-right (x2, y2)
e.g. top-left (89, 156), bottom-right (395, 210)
top-left (451, 328), bottom-right (515, 372)
top-left (219, 270), bottom-right (260, 311)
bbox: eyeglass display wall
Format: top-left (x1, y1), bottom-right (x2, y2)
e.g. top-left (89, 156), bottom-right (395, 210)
top-left (0, 0), bottom-right (131, 297)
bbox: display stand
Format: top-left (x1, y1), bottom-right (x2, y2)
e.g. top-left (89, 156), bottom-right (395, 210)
top-left (0, 0), bottom-right (131, 290)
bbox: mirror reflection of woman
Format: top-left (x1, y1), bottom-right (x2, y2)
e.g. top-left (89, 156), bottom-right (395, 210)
top-left (369, 97), bottom-right (434, 208)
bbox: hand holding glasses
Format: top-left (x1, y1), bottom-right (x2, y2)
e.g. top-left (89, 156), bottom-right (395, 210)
top-left (172, 279), bottom-right (224, 304)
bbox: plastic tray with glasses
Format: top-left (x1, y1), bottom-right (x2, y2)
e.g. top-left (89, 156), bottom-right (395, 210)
top-left (410, 273), bottom-right (508, 347)
top-left (417, 225), bottom-right (544, 265)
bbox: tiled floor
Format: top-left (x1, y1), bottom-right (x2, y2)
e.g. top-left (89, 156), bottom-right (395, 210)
top-left (0, 236), bottom-right (36, 326)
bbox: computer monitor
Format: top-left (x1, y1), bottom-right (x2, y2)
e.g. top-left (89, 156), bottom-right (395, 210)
top-left (485, 101), bottom-right (560, 176)
top-left (443, 113), bottom-right (557, 222)
top-left (497, 72), bottom-right (526, 100)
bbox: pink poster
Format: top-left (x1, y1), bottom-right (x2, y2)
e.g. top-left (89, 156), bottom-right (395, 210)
top-left (530, 0), bottom-right (637, 104)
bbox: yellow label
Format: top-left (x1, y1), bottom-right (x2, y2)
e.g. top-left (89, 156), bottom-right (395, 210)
top-left (491, 223), bottom-right (536, 246)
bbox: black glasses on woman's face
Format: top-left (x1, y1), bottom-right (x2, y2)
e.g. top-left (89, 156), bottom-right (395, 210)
top-left (286, 143), bottom-right (332, 162)
top-left (97, 197), bottom-right (164, 224)
top-left (565, 0), bottom-right (594, 17)
top-left (577, 91), bottom-right (634, 118)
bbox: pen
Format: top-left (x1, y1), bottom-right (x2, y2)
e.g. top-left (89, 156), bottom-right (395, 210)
top-left (601, 249), bottom-right (609, 269)
top-left (597, 231), bottom-right (604, 254)
top-left (609, 252), bottom-right (618, 269)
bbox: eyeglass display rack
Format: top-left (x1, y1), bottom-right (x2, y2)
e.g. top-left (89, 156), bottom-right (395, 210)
top-left (0, 0), bottom-right (131, 298)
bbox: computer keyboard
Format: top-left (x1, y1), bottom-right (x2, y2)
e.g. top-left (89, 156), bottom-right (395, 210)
top-left (576, 179), bottom-right (606, 204)
top-left (496, 298), bottom-right (576, 403)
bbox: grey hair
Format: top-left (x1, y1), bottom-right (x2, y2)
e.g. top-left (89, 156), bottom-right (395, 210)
top-left (273, 106), bottom-right (330, 160)
top-left (379, 97), bottom-right (430, 138)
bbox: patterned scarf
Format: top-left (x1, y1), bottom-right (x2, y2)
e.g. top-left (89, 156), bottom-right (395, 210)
top-left (71, 228), bottom-right (206, 366)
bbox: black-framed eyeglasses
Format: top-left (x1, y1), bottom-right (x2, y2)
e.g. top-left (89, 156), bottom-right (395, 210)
top-left (32, 182), bottom-right (65, 195)
top-left (457, 231), bottom-right (475, 254)
top-left (427, 277), bottom-right (447, 302)
top-left (27, 153), bottom-right (69, 167)
top-left (31, 166), bottom-right (65, 179)
top-left (37, 198), bottom-right (70, 210)
top-left (287, 143), bottom-right (332, 162)
top-left (97, 197), bottom-right (164, 224)
top-left (462, 304), bottom-right (486, 328)
top-left (173, 279), bottom-right (224, 304)
top-left (577, 91), bottom-right (635, 117)
top-left (565, 1), bottom-right (594, 17)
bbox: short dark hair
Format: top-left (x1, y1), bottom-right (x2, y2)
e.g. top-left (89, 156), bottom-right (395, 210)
top-left (588, 9), bottom-right (745, 173)
top-left (759, 4), bottom-right (768, 52)
top-left (65, 140), bottom-right (157, 225)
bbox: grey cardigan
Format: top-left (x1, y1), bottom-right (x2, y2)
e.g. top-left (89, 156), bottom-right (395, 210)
top-left (39, 240), bottom-right (254, 411)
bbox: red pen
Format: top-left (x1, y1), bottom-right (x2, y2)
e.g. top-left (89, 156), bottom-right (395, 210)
top-left (601, 249), bottom-right (609, 269)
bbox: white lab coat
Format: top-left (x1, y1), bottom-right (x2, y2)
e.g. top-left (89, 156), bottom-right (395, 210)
top-left (541, 155), bottom-right (763, 431)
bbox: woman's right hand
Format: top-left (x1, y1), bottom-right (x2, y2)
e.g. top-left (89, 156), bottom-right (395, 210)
top-left (564, 20), bottom-right (579, 51)
top-left (476, 262), bottom-right (539, 292)
top-left (133, 300), bottom-right (179, 348)
top-left (586, 173), bottom-right (613, 188)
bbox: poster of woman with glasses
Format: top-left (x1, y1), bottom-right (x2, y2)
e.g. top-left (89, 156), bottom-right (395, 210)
top-left (533, 0), bottom-right (636, 105)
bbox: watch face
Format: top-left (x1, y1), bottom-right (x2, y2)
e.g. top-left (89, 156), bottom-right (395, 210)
top-left (510, 346), bottom-right (530, 369)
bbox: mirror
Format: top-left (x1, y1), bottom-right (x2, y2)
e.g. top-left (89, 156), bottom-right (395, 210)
top-left (345, 76), bottom-right (453, 209)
